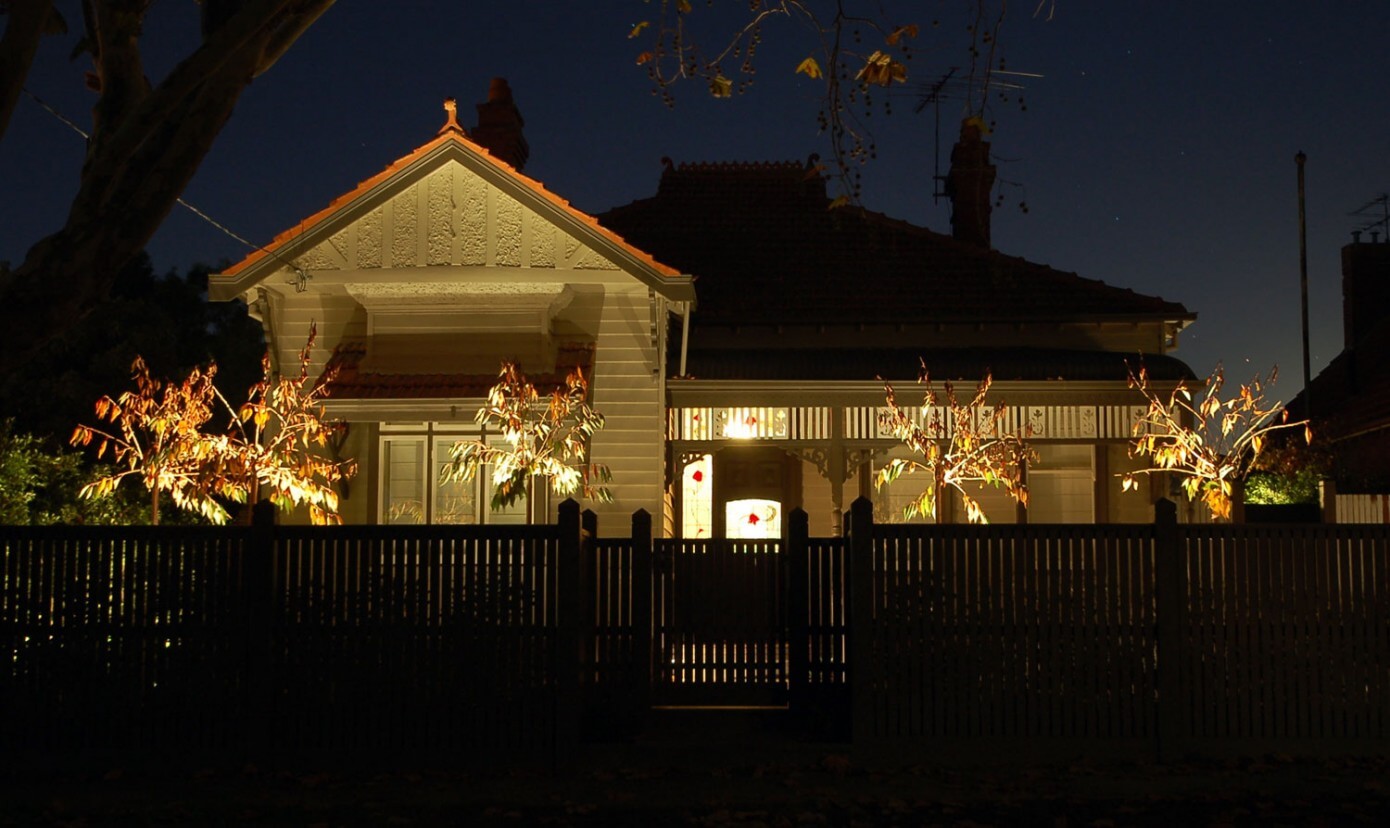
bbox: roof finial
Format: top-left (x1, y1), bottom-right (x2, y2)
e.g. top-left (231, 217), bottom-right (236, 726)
top-left (439, 97), bottom-right (463, 135)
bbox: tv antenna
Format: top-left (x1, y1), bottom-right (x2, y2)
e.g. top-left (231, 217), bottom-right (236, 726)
top-left (1350, 193), bottom-right (1389, 241)
top-left (913, 67), bottom-right (1041, 202)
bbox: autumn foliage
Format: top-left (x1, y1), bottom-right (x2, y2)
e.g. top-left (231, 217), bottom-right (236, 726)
top-left (876, 368), bottom-right (1035, 524)
top-left (71, 330), bottom-right (355, 525)
top-left (1121, 364), bottom-right (1311, 521)
top-left (440, 362), bottom-right (611, 516)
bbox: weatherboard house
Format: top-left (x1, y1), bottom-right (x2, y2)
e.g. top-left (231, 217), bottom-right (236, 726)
top-left (210, 81), bottom-right (1198, 535)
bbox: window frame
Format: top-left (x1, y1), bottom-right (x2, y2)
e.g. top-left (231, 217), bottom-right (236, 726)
top-left (378, 423), bottom-right (534, 525)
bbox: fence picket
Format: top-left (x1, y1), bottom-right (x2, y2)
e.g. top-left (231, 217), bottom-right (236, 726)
top-left (3, 504), bottom-right (1389, 764)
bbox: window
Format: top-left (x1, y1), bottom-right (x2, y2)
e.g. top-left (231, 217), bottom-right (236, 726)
top-left (681, 454), bottom-right (713, 538)
top-left (950, 481), bottom-right (1020, 524)
top-left (678, 454), bottom-right (783, 538)
top-left (874, 445), bottom-right (1021, 524)
top-left (1026, 444), bottom-right (1095, 523)
top-left (379, 425), bottom-right (528, 524)
top-left (725, 498), bottom-right (781, 539)
top-left (873, 447), bottom-right (934, 524)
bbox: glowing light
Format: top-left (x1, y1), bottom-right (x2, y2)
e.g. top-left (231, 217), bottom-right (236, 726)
top-left (725, 498), bottom-right (780, 539)
top-left (681, 454), bottom-right (713, 538)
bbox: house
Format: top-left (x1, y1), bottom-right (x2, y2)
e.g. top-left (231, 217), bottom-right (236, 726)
top-left (210, 80), bottom-right (693, 530)
top-left (1285, 234), bottom-right (1390, 522)
top-left (211, 82), bottom-right (1198, 534)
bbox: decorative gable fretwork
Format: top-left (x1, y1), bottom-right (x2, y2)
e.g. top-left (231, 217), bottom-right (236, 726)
top-left (668, 407), bottom-right (833, 441)
top-left (291, 165), bottom-right (620, 273)
top-left (841, 405), bottom-right (1149, 441)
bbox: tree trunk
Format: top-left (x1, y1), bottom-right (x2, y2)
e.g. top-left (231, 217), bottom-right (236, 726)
top-left (0, 0), bottom-right (335, 376)
top-left (934, 468), bottom-right (947, 525)
top-left (525, 476), bottom-right (537, 525)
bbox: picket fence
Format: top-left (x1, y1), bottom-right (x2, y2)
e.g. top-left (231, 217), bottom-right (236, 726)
top-left (2, 499), bottom-right (1387, 767)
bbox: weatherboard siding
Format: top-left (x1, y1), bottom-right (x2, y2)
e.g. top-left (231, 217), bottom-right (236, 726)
top-left (587, 286), bottom-right (665, 533)
top-left (271, 293), bottom-right (365, 379)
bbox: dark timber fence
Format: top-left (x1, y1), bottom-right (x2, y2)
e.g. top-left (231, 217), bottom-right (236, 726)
top-left (3, 498), bottom-right (1388, 767)
top-left (2, 501), bottom-right (583, 768)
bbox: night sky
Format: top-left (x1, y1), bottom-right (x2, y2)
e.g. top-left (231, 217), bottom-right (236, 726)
top-left (3, 1), bottom-right (1388, 399)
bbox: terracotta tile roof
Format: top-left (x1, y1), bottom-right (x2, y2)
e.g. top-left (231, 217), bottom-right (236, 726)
top-left (679, 347), bottom-right (1195, 383)
top-left (600, 160), bottom-right (1195, 326)
top-left (320, 340), bottom-right (596, 400)
top-left (220, 113), bottom-right (680, 281)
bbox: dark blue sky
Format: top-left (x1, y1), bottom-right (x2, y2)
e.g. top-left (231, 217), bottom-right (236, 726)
top-left (4, 1), bottom-right (1388, 397)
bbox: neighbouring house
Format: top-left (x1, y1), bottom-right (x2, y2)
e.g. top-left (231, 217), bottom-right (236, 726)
top-left (211, 81), bottom-right (1199, 534)
top-left (1286, 234), bottom-right (1390, 522)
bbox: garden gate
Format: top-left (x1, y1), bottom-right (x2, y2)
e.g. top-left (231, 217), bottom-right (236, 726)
top-left (650, 538), bottom-right (788, 706)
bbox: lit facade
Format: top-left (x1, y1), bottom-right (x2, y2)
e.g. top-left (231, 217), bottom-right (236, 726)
top-left (212, 86), bottom-right (1201, 533)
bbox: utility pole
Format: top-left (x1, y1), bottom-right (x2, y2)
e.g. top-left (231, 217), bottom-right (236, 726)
top-left (1296, 151), bottom-right (1311, 404)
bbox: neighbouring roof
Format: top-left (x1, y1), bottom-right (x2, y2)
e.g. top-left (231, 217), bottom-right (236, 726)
top-left (600, 160), bottom-right (1195, 327)
top-left (321, 340), bottom-right (595, 400)
top-left (1286, 346), bottom-right (1390, 492)
top-left (1287, 331), bottom-right (1390, 439)
top-left (681, 347), bottom-right (1195, 383)
top-left (214, 104), bottom-right (689, 299)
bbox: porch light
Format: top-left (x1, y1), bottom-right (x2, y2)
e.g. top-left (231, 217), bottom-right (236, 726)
top-left (724, 414), bottom-right (760, 440)
top-left (715, 407), bottom-right (789, 440)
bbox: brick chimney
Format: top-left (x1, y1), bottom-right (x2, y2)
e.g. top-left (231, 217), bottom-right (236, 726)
top-left (945, 118), bottom-right (996, 249)
top-left (471, 77), bottom-right (529, 171)
top-left (1341, 235), bottom-right (1390, 352)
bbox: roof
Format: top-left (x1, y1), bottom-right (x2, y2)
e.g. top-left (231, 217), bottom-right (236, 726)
top-left (600, 160), bottom-right (1195, 327)
top-left (1288, 336), bottom-right (1390, 439)
top-left (680, 347), bottom-right (1196, 383)
top-left (214, 104), bottom-right (690, 300)
top-left (321, 340), bottom-right (595, 400)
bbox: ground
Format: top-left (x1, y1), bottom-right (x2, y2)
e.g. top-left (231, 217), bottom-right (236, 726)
top-left (4, 752), bottom-right (1389, 826)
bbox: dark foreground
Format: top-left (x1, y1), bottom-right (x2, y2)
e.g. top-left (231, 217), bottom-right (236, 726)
top-left (4, 752), bottom-right (1389, 827)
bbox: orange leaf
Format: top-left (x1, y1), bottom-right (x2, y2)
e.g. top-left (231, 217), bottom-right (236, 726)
top-left (795, 56), bottom-right (823, 79)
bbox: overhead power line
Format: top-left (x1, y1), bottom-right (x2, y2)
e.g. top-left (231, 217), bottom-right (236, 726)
top-left (20, 87), bottom-right (310, 287)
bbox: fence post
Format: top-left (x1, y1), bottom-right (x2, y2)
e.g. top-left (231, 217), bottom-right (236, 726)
top-left (556, 499), bottom-right (583, 760)
top-left (631, 510), bottom-right (653, 719)
top-left (847, 496), bottom-right (875, 747)
top-left (244, 500), bottom-right (277, 759)
top-left (578, 510), bottom-right (597, 728)
top-left (1153, 497), bottom-right (1186, 761)
top-left (1230, 479), bottom-right (1247, 524)
top-left (784, 508), bottom-right (810, 721)
top-left (1320, 477), bottom-right (1337, 524)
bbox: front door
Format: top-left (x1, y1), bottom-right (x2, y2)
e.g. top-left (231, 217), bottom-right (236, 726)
top-left (651, 448), bottom-right (801, 706)
top-left (712, 447), bottom-right (801, 539)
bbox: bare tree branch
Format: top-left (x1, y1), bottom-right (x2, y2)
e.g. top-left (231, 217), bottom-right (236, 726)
top-left (0, 0), bottom-right (334, 376)
top-left (0, 0), bottom-right (58, 145)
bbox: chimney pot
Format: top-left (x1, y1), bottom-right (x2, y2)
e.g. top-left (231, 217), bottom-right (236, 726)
top-left (471, 77), bottom-right (529, 170)
top-left (944, 117), bottom-right (996, 249)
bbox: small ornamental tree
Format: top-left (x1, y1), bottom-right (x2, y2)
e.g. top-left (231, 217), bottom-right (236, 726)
top-left (70, 357), bottom-right (229, 524)
top-left (1120, 363), bottom-right (1311, 521)
top-left (72, 329), bottom-right (355, 525)
top-left (876, 368), bottom-right (1035, 524)
top-left (441, 362), bottom-right (612, 522)
top-left (217, 331), bottom-right (357, 524)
